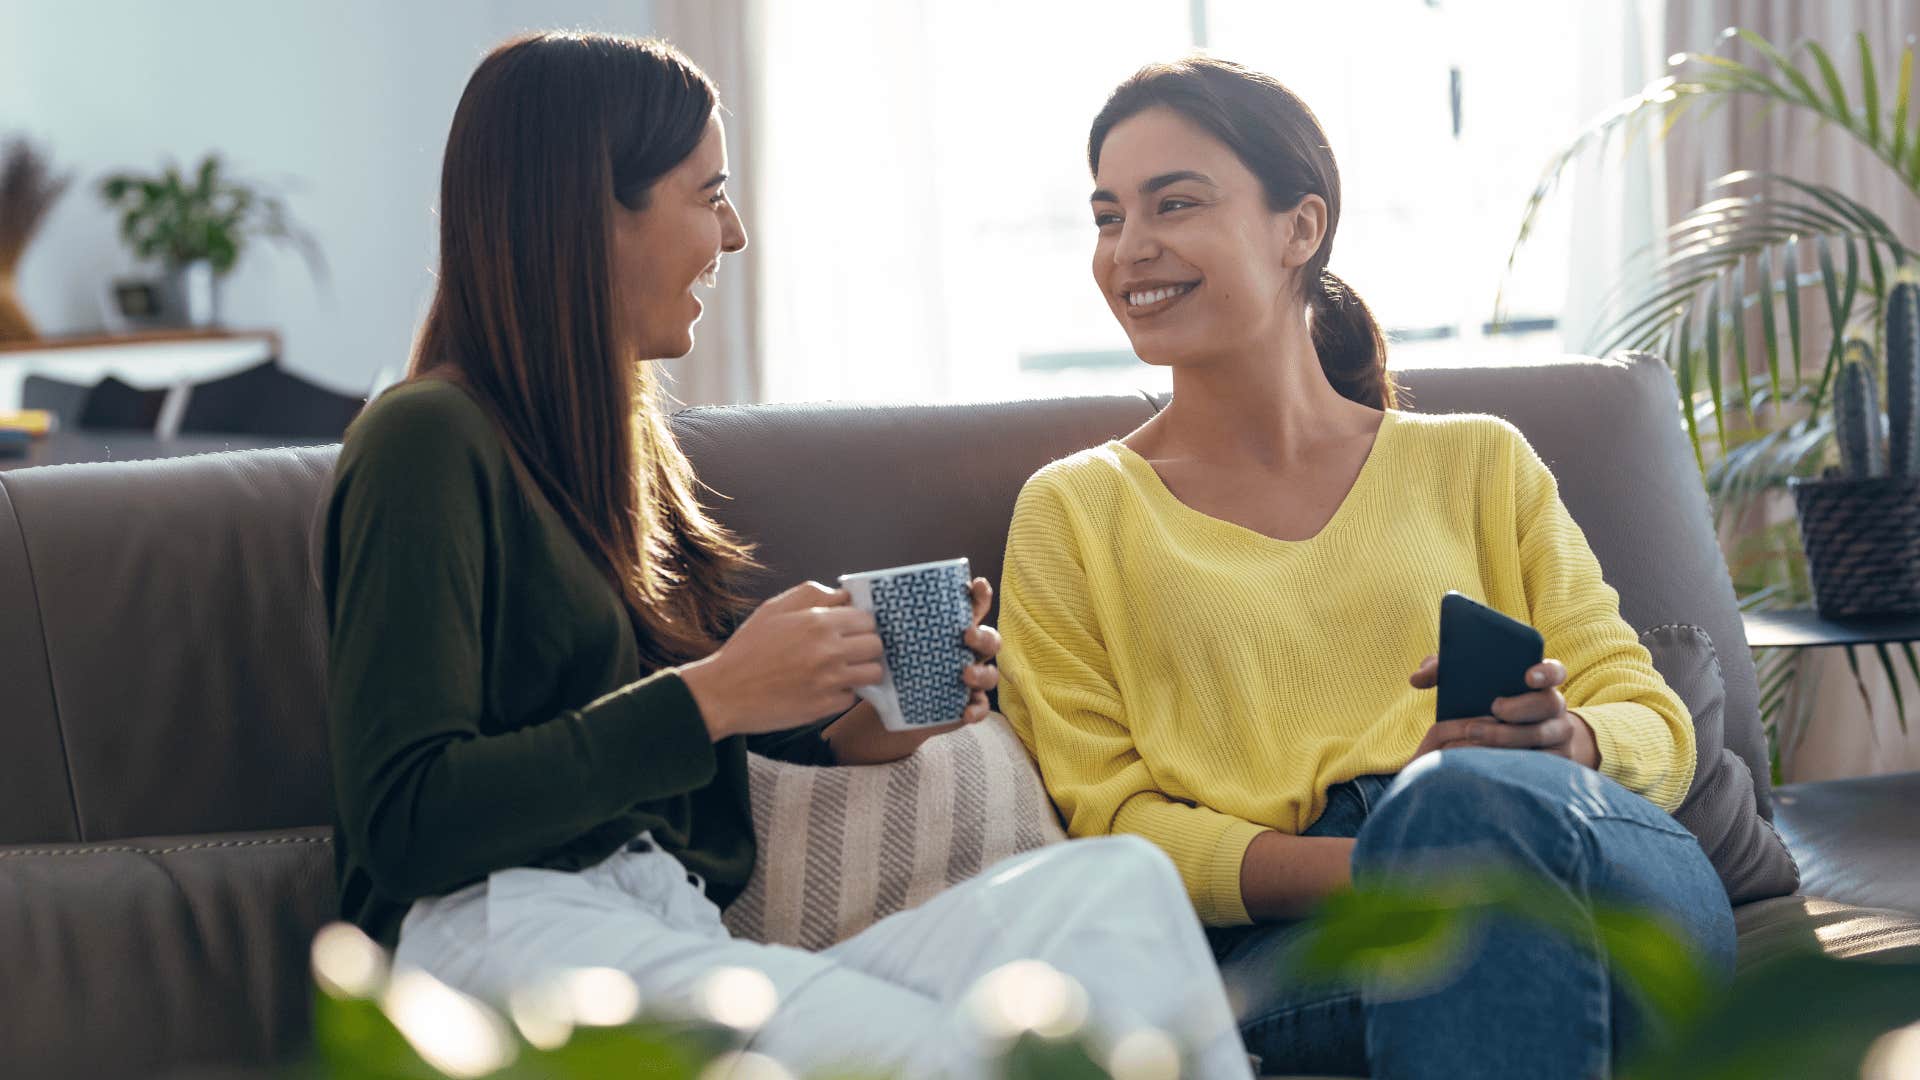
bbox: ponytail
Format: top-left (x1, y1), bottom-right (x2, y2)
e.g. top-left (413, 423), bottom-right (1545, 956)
top-left (1308, 269), bottom-right (1397, 409)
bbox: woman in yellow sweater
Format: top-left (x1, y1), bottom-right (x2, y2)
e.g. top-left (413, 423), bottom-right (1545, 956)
top-left (999, 57), bottom-right (1736, 1079)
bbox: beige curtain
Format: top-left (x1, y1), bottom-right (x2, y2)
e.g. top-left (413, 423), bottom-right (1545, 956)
top-left (1664, 2), bottom-right (1920, 782)
top-left (652, 0), bottom-right (764, 406)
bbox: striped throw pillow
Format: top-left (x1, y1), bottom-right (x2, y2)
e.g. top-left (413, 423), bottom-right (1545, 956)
top-left (722, 713), bottom-right (1067, 951)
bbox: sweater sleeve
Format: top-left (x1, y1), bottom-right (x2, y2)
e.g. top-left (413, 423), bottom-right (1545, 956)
top-left (324, 392), bottom-right (719, 900)
top-left (999, 476), bottom-right (1268, 926)
top-left (1505, 425), bottom-right (1696, 812)
top-left (745, 720), bottom-right (837, 766)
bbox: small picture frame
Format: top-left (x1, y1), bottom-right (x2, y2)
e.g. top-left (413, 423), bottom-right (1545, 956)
top-left (104, 277), bottom-right (176, 331)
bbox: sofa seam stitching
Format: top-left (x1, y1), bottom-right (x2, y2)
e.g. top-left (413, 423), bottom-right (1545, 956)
top-left (0, 476), bottom-right (84, 841)
top-left (0, 835), bottom-right (331, 858)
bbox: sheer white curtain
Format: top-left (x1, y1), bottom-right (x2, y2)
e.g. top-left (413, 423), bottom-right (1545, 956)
top-left (753, 0), bottom-right (953, 403)
top-left (654, 0), bottom-right (764, 405)
top-left (752, 1), bottom-right (1190, 404)
top-left (1557, 0), bottom-right (1672, 351)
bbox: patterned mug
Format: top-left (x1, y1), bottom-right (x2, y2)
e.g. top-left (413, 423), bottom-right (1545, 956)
top-left (838, 557), bottom-right (975, 732)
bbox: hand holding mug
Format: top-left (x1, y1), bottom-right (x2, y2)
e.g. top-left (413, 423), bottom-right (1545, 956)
top-left (680, 581), bottom-right (883, 739)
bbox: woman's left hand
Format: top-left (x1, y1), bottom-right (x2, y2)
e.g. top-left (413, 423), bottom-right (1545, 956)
top-left (824, 577), bottom-right (1001, 765)
top-left (1407, 655), bottom-right (1601, 769)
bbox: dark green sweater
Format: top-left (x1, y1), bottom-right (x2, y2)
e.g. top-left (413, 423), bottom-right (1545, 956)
top-left (322, 378), bottom-right (830, 947)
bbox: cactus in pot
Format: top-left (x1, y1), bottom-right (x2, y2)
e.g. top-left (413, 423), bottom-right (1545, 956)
top-left (1832, 341), bottom-right (1885, 479)
top-left (1888, 277), bottom-right (1919, 479)
top-left (1826, 277), bottom-right (1920, 481)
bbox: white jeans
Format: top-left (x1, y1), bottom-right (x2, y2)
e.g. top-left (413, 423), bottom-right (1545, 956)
top-left (394, 833), bottom-right (1252, 1079)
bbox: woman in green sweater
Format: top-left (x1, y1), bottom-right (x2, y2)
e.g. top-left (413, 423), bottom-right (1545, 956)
top-left (998, 58), bottom-right (1737, 1078)
top-left (323, 32), bottom-right (1251, 1079)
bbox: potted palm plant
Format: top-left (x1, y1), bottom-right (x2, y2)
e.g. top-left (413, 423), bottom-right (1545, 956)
top-left (99, 153), bottom-right (322, 327)
top-left (1503, 28), bottom-right (1920, 774)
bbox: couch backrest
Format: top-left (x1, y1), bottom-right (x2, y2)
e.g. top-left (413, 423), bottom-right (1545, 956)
top-left (0, 449), bottom-right (340, 843)
top-left (0, 354), bottom-right (1769, 845)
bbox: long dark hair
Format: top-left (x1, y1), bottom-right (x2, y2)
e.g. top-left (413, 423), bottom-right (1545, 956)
top-left (1089, 57), bottom-right (1397, 409)
top-left (409, 31), bottom-right (754, 668)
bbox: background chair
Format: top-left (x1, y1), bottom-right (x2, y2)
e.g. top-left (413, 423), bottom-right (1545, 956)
top-left (177, 360), bottom-right (365, 439)
top-left (19, 374), bottom-right (92, 428)
top-left (73, 374), bottom-right (170, 432)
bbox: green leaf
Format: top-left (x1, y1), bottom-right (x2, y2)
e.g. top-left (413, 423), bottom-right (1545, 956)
top-left (1283, 886), bottom-right (1479, 999)
top-left (1730, 260), bottom-right (1753, 419)
top-left (1706, 278), bottom-right (1728, 450)
top-left (1760, 173), bottom-right (1908, 253)
top-left (1736, 30), bottom-right (1824, 112)
top-left (1595, 274), bottom-right (1714, 356)
top-left (1901, 643), bottom-right (1920, 731)
top-left (1621, 953), bottom-right (1920, 1080)
top-left (1677, 313), bottom-right (1705, 475)
top-left (1874, 642), bottom-right (1909, 736)
top-left (1757, 245), bottom-right (1784, 405)
top-left (1858, 32), bottom-right (1882, 147)
top-left (1802, 39), bottom-right (1853, 130)
top-left (1784, 235), bottom-right (1805, 388)
top-left (1591, 905), bottom-right (1713, 1024)
top-left (1843, 645), bottom-right (1879, 733)
top-left (1894, 43), bottom-right (1915, 164)
top-left (1838, 238), bottom-right (1863, 350)
top-left (1809, 235), bottom-right (1854, 409)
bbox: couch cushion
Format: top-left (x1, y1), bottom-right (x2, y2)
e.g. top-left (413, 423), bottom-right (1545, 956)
top-left (724, 714), bottom-right (1066, 950)
top-left (1772, 772), bottom-right (1920, 916)
top-left (0, 827), bottom-right (336, 1076)
top-left (1734, 895), bottom-right (1920, 969)
top-left (1640, 624), bottom-right (1799, 903)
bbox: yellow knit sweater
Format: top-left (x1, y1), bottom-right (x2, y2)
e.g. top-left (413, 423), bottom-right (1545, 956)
top-left (998, 409), bottom-right (1696, 927)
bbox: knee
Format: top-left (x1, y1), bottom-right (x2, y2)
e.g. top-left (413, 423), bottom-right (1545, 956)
top-left (1375, 748), bottom-right (1583, 820)
top-left (1356, 749), bottom-right (1583, 872)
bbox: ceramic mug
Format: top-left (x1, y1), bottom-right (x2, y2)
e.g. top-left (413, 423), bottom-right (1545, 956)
top-left (838, 557), bottom-right (975, 732)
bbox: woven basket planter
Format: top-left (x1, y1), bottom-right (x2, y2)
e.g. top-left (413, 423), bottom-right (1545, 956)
top-left (1789, 475), bottom-right (1920, 618)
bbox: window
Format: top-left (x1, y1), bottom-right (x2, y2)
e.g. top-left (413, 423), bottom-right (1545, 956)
top-left (755, 0), bottom-right (1589, 403)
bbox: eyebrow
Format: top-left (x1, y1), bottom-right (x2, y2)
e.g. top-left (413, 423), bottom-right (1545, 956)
top-left (701, 171), bottom-right (729, 191)
top-left (1089, 170), bottom-right (1218, 203)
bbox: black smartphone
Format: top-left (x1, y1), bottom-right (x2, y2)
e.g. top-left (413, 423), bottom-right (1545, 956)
top-left (1435, 591), bottom-right (1545, 722)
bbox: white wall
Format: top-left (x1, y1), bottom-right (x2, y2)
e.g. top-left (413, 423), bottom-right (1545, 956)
top-left (1, 0), bottom-right (655, 395)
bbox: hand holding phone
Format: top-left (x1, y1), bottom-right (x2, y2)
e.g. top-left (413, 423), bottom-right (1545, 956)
top-left (1434, 591), bottom-right (1544, 722)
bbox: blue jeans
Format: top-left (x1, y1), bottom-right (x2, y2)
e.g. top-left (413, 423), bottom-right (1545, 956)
top-left (1207, 748), bottom-right (1736, 1079)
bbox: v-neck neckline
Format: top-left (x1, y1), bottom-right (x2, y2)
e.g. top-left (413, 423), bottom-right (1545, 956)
top-left (1110, 410), bottom-right (1399, 548)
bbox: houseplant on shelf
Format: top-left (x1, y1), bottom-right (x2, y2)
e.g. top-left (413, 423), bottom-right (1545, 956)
top-left (0, 137), bottom-right (72, 343)
top-left (1501, 27), bottom-right (1920, 777)
top-left (1791, 279), bottom-right (1920, 619)
top-left (99, 153), bottom-right (323, 327)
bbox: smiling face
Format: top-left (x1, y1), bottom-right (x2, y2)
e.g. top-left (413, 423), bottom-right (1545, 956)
top-left (610, 111), bottom-right (748, 360)
top-left (1091, 106), bottom-right (1323, 368)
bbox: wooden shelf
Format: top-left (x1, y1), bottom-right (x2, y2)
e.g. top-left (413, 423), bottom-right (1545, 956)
top-left (0, 328), bottom-right (280, 355)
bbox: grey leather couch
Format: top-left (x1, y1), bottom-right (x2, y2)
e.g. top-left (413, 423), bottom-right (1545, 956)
top-left (3, 355), bottom-right (1917, 1077)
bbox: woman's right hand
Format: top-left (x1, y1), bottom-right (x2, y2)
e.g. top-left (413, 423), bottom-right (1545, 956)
top-left (678, 582), bottom-right (885, 740)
